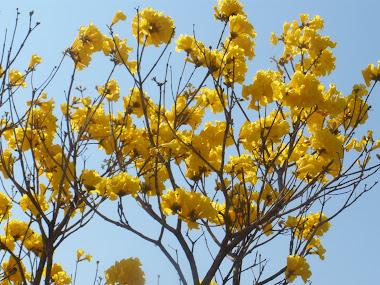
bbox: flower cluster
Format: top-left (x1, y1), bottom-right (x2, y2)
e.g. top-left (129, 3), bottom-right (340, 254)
top-left (3, 220), bottom-right (43, 256)
top-left (105, 258), bottom-right (145, 285)
top-left (50, 263), bottom-right (72, 285)
top-left (271, 14), bottom-right (337, 77)
top-left (175, 0), bottom-right (255, 84)
top-left (9, 69), bottom-right (27, 88)
top-left (285, 255), bottom-right (312, 283)
top-left (0, 3), bottom-right (379, 285)
top-left (67, 11), bottom-right (135, 70)
top-left (0, 192), bottom-right (12, 219)
top-left (132, 8), bottom-right (175, 47)
top-left (76, 249), bottom-right (92, 263)
top-left (161, 188), bottom-right (218, 229)
top-left (1, 256), bottom-right (30, 284)
top-left (96, 79), bottom-right (121, 102)
top-left (102, 35), bottom-right (136, 70)
top-left (362, 60), bottom-right (380, 87)
top-left (285, 212), bottom-right (331, 262)
top-left (213, 0), bottom-right (247, 22)
top-left (67, 23), bottom-right (103, 70)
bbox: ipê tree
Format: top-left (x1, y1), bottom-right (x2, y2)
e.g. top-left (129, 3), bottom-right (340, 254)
top-left (0, 0), bottom-right (380, 284)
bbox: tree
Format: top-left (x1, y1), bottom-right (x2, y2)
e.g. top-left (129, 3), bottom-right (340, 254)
top-left (0, 1), bottom-right (379, 284)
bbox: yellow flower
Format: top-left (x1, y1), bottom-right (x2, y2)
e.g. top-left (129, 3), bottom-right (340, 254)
top-left (96, 79), bottom-right (120, 102)
top-left (310, 129), bottom-right (343, 162)
top-left (20, 194), bottom-right (49, 216)
top-left (270, 32), bottom-right (278, 45)
top-left (111, 10), bottom-right (126, 25)
top-left (175, 34), bottom-right (197, 55)
top-left (308, 15), bottom-right (324, 30)
top-left (310, 49), bottom-right (336, 76)
top-left (197, 88), bottom-right (227, 114)
top-left (68, 23), bottom-right (103, 70)
top-left (0, 148), bottom-right (14, 179)
top-left (228, 33), bottom-right (255, 60)
top-left (199, 48), bottom-right (225, 78)
top-left (161, 188), bottom-right (218, 229)
top-left (307, 237), bottom-right (326, 260)
top-left (0, 235), bottom-right (15, 251)
top-left (214, 0), bottom-right (246, 22)
top-left (285, 212), bottom-right (331, 240)
top-left (229, 14), bottom-right (256, 39)
top-left (362, 61), bottom-right (380, 87)
top-left (132, 8), bottom-right (175, 47)
top-left (242, 70), bottom-right (281, 110)
top-left (77, 249), bottom-right (92, 262)
top-left (239, 109), bottom-right (289, 152)
top-left (9, 69), bottom-right (27, 88)
top-left (336, 84), bottom-right (369, 129)
top-left (299, 14), bottom-right (309, 24)
top-left (2, 256), bottom-right (27, 284)
top-left (80, 169), bottom-right (102, 191)
top-left (102, 35), bottom-right (135, 70)
top-left (105, 258), bottom-right (145, 285)
top-left (165, 93), bottom-right (205, 129)
top-left (4, 220), bottom-right (33, 241)
top-left (225, 153), bottom-right (258, 185)
top-left (51, 264), bottom-right (72, 285)
top-left (24, 232), bottom-right (43, 256)
top-left (107, 172), bottom-right (140, 200)
top-left (28, 53), bottom-right (42, 69)
top-left (285, 255), bottom-right (311, 283)
top-left (344, 138), bottom-right (363, 152)
top-left (272, 71), bottom-right (326, 109)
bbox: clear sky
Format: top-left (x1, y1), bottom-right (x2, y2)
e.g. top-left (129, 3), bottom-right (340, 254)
top-left (1, 0), bottom-right (380, 284)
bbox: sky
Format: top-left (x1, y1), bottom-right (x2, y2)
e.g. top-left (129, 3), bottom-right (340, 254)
top-left (1, 0), bottom-right (380, 284)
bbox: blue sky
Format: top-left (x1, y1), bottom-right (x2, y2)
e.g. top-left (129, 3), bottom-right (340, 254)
top-left (1, 0), bottom-right (380, 284)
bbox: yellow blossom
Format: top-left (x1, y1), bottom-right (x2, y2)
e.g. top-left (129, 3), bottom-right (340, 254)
top-left (9, 69), bottom-right (27, 88)
top-left (362, 61), bottom-right (380, 87)
top-left (132, 8), bottom-right (175, 47)
top-left (299, 14), bottom-right (309, 24)
top-left (77, 249), bottom-right (92, 262)
top-left (20, 194), bottom-right (49, 216)
top-left (2, 256), bottom-right (27, 284)
top-left (68, 23), bottom-right (103, 70)
top-left (51, 264), bottom-right (72, 285)
top-left (0, 192), bottom-right (12, 219)
top-left (105, 258), bottom-right (145, 285)
top-left (102, 34), bottom-right (136, 70)
top-left (175, 34), bottom-right (197, 55)
top-left (111, 10), bottom-right (126, 25)
top-left (214, 0), bottom-right (246, 22)
top-left (229, 14), bottom-right (256, 39)
top-left (0, 235), bottom-right (15, 251)
top-left (97, 79), bottom-right (120, 102)
top-left (0, 149), bottom-right (14, 179)
top-left (28, 53), bottom-right (42, 69)
top-left (161, 188), bottom-right (218, 229)
top-left (242, 70), bottom-right (281, 110)
top-left (270, 32), bottom-right (278, 45)
top-left (285, 255), bottom-right (311, 283)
